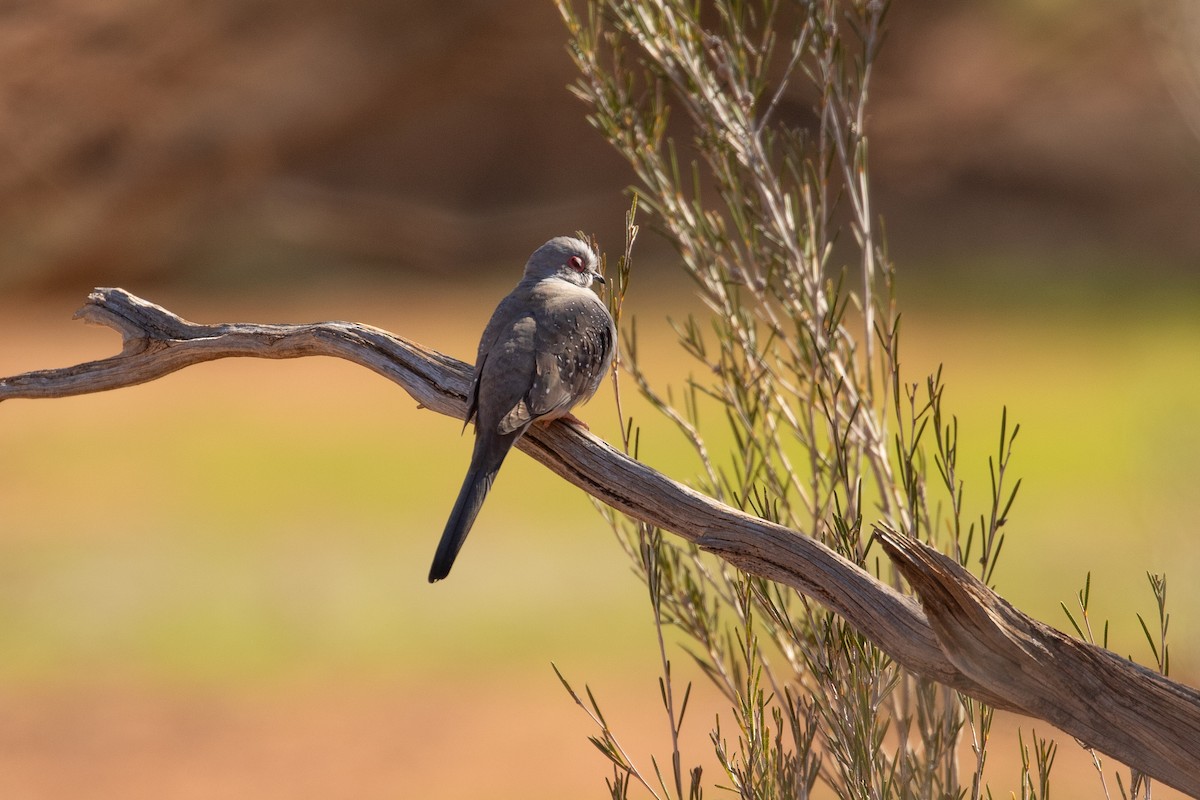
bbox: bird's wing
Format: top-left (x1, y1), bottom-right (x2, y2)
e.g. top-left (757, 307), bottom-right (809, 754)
top-left (462, 358), bottom-right (483, 430)
top-left (479, 321), bottom-right (540, 437)
top-left (513, 294), bottom-right (615, 430)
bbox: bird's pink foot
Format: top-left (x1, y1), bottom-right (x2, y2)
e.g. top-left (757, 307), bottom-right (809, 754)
top-left (561, 412), bottom-right (590, 430)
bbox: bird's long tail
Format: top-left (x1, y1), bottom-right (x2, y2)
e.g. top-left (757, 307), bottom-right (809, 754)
top-left (428, 439), bottom-right (512, 582)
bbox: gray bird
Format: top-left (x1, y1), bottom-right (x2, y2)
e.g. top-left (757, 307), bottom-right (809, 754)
top-left (429, 236), bottom-right (616, 582)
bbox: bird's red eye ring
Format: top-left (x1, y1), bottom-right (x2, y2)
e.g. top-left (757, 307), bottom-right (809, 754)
top-left (568, 255), bottom-right (585, 272)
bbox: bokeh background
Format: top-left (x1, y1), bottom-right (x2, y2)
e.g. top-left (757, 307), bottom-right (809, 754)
top-left (1, 1), bottom-right (1199, 797)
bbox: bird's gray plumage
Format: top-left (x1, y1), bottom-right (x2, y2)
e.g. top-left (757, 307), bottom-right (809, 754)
top-left (429, 236), bottom-right (615, 582)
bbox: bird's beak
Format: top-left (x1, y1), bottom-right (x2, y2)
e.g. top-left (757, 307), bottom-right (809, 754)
top-left (593, 273), bottom-right (607, 285)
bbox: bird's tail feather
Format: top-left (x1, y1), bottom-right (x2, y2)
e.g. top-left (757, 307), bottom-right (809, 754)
top-left (428, 453), bottom-right (505, 582)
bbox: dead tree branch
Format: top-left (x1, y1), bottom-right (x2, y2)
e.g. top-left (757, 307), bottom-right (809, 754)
top-left (4, 288), bottom-right (1199, 795)
top-left (876, 527), bottom-right (1200, 795)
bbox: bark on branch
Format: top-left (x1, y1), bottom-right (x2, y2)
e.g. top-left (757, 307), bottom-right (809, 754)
top-left (4, 288), bottom-right (1199, 796)
top-left (876, 528), bottom-right (1200, 795)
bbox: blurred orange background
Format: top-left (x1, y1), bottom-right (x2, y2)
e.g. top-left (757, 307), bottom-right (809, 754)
top-left (1, 1), bottom-right (1199, 797)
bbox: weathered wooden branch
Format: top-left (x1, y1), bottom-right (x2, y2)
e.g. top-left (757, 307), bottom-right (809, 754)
top-left (4, 288), bottom-right (1199, 796)
top-left (876, 528), bottom-right (1200, 795)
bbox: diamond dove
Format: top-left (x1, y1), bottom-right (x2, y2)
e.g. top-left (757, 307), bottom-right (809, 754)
top-left (428, 236), bottom-right (616, 582)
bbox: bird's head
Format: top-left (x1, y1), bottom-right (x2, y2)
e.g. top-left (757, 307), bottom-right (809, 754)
top-left (524, 236), bottom-right (605, 289)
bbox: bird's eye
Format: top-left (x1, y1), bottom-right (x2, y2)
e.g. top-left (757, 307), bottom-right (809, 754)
top-left (568, 255), bottom-right (586, 272)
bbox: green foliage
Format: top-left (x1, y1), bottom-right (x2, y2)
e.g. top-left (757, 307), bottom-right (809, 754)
top-left (554, 1), bottom-right (1179, 798)
top-left (554, 0), bottom-right (1011, 797)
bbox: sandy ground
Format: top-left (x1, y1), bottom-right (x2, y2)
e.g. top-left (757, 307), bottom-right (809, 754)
top-left (0, 677), bottom-right (612, 800)
top-left (0, 677), bottom-right (1188, 799)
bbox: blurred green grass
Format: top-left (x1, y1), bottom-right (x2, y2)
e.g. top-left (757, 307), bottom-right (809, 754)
top-left (1, 269), bottom-right (1198, 689)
